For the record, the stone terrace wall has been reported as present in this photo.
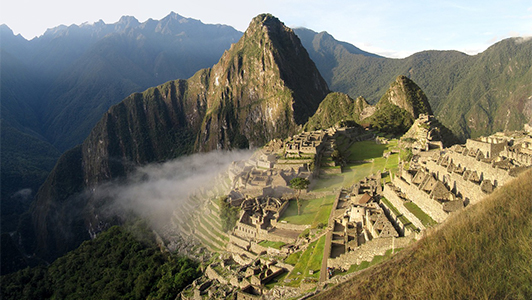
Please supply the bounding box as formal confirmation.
[425,160,485,204]
[445,151,512,186]
[327,236,412,270]
[392,176,448,223]
[382,185,425,231]
[274,222,309,231]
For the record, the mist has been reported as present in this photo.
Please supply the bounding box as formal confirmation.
[91,149,253,231]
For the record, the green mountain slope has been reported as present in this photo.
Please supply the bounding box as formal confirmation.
[367,75,433,135]
[312,169,532,300]
[1,224,200,300]
[304,92,370,131]
[295,29,532,140]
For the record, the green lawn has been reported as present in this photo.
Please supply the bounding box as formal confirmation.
[279,195,335,226]
[347,140,388,161]
[404,201,438,227]
[258,240,286,250]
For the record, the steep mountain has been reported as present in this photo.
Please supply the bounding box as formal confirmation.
[26,13,329,262]
[0,13,242,230]
[305,76,434,136]
[312,169,532,300]
[295,29,532,140]
[367,75,432,135]
[375,75,432,118]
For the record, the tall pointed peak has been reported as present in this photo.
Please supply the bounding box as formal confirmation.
[378,75,432,118]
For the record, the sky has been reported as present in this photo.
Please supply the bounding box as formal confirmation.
[1,0,531,58]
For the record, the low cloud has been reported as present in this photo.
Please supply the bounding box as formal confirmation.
[12,188,32,200]
[92,150,253,230]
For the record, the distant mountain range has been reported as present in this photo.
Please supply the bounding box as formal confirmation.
[0,12,242,213]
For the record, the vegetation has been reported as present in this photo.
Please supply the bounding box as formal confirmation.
[285,236,326,286]
[380,197,418,232]
[312,170,532,300]
[0,224,200,300]
[368,104,414,135]
[304,92,367,131]
[219,196,240,232]
[403,202,437,227]
[258,241,286,250]
[290,177,311,215]
[400,147,413,162]
[279,195,335,226]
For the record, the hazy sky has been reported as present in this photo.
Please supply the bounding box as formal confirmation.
[1,0,531,58]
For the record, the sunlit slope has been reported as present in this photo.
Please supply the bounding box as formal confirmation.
[313,169,532,300]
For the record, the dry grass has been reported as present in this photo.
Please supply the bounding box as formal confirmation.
[313,169,532,300]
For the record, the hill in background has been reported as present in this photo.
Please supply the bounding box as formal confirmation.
[295,29,532,141]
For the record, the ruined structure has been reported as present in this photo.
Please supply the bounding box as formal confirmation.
[323,174,412,273]
[284,131,328,157]
[386,127,532,227]
[232,196,301,243]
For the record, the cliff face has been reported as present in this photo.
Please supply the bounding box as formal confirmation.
[81,14,329,187]
[196,14,329,150]
[30,14,329,261]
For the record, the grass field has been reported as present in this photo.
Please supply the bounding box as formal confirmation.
[258,240,286,249]
[312,139,399,193]
[279,195,336,226]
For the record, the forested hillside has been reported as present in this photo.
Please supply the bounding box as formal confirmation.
[1,224,200,300]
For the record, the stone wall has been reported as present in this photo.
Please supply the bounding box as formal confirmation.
[249,242,268,255]
[205,265,229,285]
[327,236,412,270]
[444,151,512,186]
[230,234,251,249]
[227,243,253,260]
[274,222,310,231]
[392,176,448,223]
[234,222,258,240]
[425,160,485,204]
[381,185,425,232]
[258,231,297,244]
[466,139,505,158]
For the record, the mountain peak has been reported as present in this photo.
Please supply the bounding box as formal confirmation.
[117,15,140,26]
[378,75,433,118]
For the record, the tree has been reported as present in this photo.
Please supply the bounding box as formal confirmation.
[290,177,310,215]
